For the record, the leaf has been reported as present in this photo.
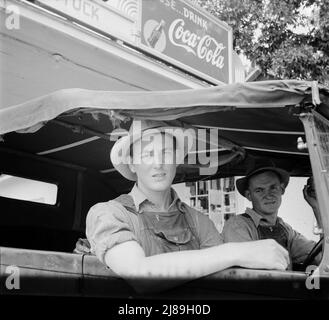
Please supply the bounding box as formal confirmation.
[197,0,328,82]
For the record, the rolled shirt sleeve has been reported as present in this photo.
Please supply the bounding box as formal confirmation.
[221,216,257,243]
[86,201,137,264]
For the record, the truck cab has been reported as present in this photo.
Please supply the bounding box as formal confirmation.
[1,0,329,299]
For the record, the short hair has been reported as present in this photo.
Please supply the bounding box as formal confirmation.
[129,132,177,158]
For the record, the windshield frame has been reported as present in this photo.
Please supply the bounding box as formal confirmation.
[299,110,329,276]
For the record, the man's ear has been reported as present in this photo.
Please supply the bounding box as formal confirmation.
[128,163,136,173]
[245,190,252,201]
[280,183,285,195]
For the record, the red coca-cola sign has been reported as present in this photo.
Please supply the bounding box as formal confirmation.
[140,0,232,84]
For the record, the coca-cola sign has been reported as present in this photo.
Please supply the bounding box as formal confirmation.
[140,0,232,84]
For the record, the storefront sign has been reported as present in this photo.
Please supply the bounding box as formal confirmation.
[36,0,137,44]
[140,0,232,84]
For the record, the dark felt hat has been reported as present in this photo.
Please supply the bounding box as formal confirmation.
[236,158,290,197]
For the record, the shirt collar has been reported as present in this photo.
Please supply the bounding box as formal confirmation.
[129,183,182,213]
[245,208,280,227]
[129,184,147,212]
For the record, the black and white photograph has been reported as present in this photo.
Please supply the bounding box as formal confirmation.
[0,0,328,311]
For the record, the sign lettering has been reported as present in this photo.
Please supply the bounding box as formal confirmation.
[141,0,232,83]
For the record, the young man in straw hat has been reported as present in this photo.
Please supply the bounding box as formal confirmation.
[222,159,323,268]
[84,120,289,292]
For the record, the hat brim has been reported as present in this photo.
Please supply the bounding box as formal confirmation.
[236,167,290,197]
[110,126,195,181]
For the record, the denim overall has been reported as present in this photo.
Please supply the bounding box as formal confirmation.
[114,194,201,257]
[241,213,289,249]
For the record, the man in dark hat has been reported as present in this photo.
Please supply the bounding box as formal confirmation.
[222,159,323,268]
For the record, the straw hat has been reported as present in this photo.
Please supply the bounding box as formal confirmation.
[110,119,194,181]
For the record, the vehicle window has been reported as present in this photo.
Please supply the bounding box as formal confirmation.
[173,178,238,233]
[174,176,320,241]
[0,174,58,205]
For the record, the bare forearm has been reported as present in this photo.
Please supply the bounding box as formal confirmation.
[110,243,240,280]
[311,204,323,229]
[104,239,289,293]
[104,242,244,293]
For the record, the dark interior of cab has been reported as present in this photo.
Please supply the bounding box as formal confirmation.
[0,135,327,299]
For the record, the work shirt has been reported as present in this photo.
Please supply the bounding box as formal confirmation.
[86,184,223,264]
[222,208,318,265]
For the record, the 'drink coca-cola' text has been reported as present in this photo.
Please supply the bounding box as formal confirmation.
[168,19,225,69]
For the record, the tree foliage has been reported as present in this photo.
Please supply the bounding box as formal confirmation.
[196,0,329,85]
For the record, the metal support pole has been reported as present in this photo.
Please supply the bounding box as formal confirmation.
[299,112,329,277]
